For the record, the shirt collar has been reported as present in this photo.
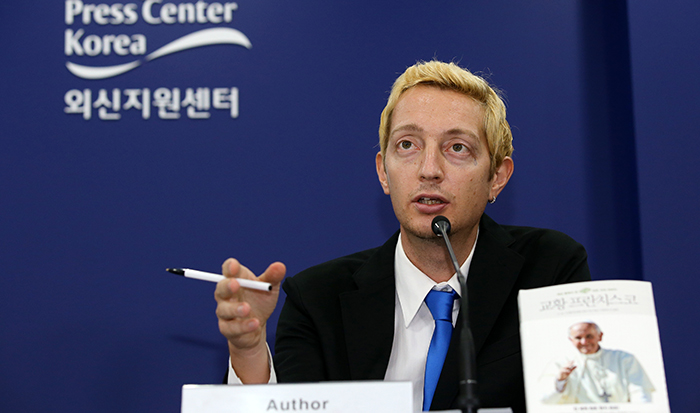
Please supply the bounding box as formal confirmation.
[394,230,478,328]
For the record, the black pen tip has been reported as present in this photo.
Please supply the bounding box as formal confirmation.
[166,268,185,275]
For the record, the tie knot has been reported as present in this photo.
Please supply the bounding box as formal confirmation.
[425,289,456,322]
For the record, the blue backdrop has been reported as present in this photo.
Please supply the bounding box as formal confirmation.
[1,1,698,411]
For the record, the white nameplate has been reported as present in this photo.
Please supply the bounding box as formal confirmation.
[181,381,412,413]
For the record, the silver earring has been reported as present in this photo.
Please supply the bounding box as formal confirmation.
[489,196,497,204]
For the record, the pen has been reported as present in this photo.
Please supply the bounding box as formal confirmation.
[166,268,273,292]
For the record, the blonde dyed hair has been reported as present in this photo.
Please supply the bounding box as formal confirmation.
[379,60,513,177]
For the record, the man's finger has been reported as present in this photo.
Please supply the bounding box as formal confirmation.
[222,258,242,278]
[218,316,261,338]
[215,276,240,300]
[259,262,286,285]
[216,300,250,320]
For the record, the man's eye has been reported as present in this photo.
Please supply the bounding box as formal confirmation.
[400,141,413,150]
[452,143,465,152]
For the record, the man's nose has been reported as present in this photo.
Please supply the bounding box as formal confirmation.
[419,144,444,181]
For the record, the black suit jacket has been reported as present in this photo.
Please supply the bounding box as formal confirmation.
[274,214,591,412]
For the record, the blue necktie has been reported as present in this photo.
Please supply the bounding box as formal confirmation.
[423,289,457,411]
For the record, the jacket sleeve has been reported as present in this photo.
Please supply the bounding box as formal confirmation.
[273,276,331,382]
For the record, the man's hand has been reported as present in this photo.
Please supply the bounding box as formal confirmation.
[215,258,286,383]
[557,361,577,382]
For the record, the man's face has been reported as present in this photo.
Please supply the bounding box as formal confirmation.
[376,85,507,241]
[569,323,603,354]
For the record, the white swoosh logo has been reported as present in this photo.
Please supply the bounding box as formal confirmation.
[66,27,252,80]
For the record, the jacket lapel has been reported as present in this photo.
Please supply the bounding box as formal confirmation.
[339,232,398,380]
[467,215,524,354]
[431,214,525,410]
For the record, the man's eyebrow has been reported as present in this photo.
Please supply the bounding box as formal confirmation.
[390,124,424,136]
[390,125,481,139]
[445,128,480,140]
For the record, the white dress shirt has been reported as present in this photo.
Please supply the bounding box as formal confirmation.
[228,231,478,413]
[384,234,476,410]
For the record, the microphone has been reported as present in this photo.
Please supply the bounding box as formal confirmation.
[432,216,461,277]
[432,214,451,235]
[430,216,480,413]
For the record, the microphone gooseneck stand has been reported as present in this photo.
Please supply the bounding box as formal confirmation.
[431,216,480,413]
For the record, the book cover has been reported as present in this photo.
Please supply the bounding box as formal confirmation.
[518,280,670,413]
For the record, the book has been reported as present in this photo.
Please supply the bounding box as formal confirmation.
[518,280,670,413]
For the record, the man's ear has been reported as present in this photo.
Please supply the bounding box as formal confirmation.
[376,152,390,195]
[489,156,514,200]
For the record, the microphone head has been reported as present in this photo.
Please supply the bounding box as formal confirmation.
[431,215,451,237]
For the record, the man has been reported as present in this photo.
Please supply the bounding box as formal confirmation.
[215,60,591,412]
[541,322,655,404]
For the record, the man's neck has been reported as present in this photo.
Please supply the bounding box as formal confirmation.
[399,224,478,283]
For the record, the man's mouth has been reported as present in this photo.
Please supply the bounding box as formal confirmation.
[417,197,445,205]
